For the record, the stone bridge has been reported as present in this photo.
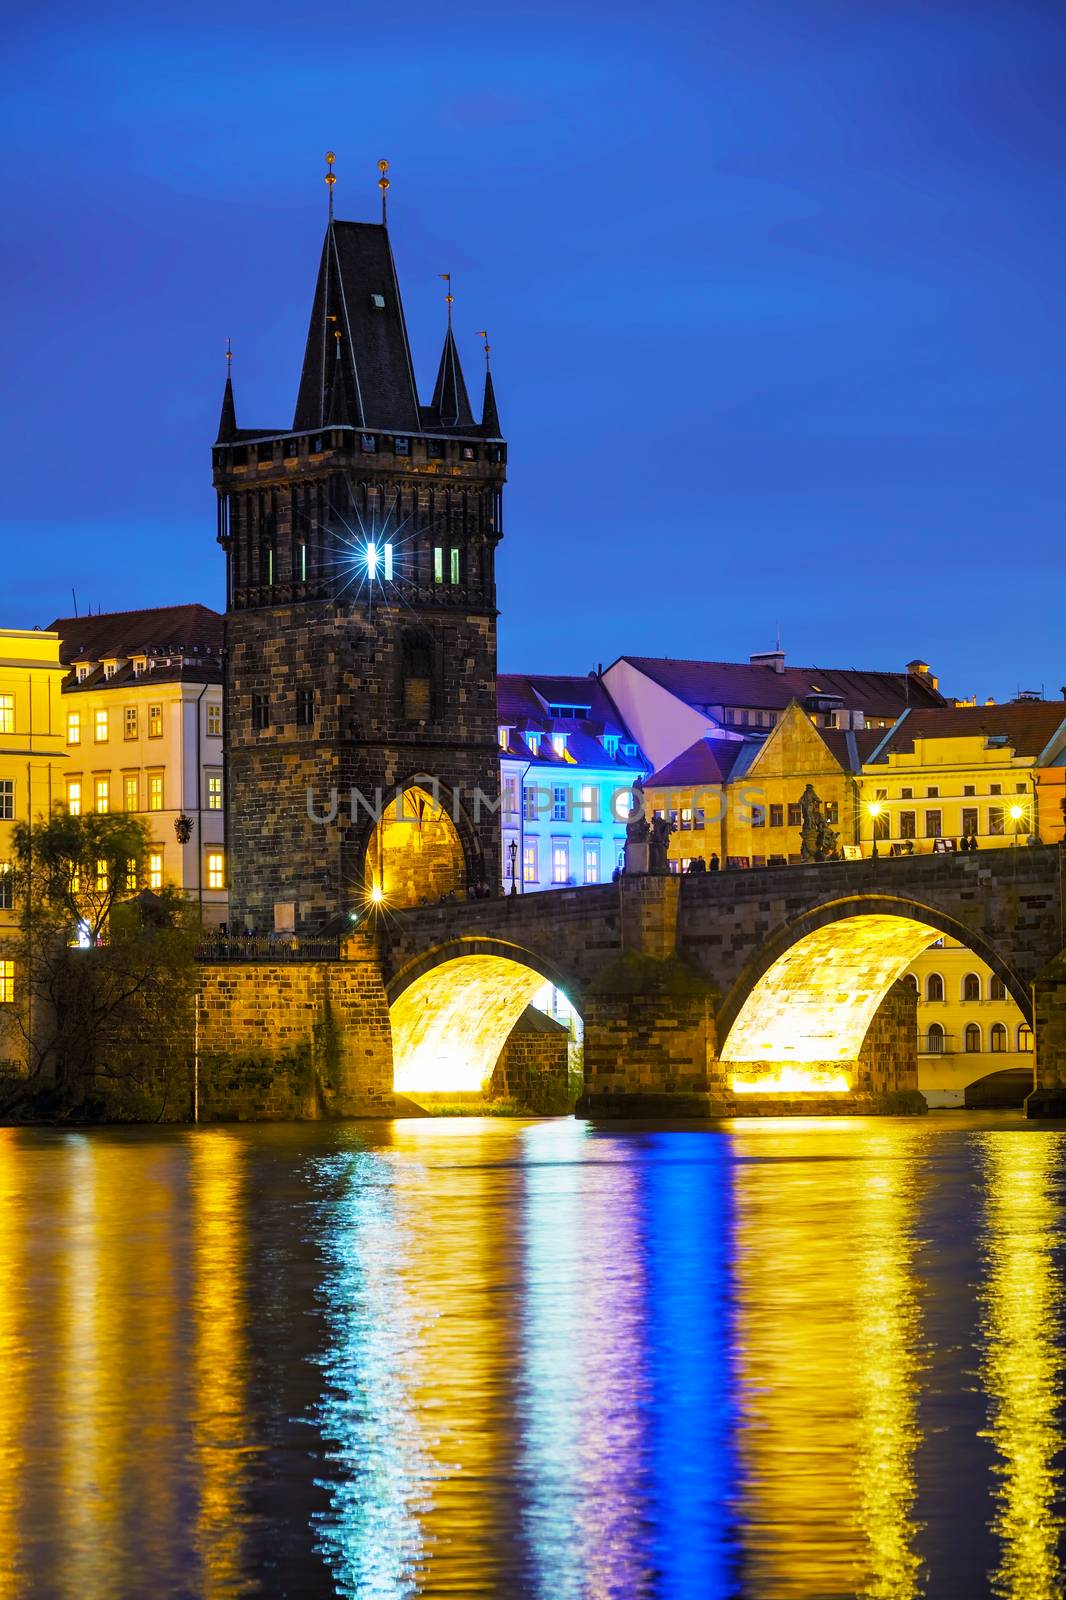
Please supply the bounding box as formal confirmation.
[378,845,1066,1117]
[196,845,1066,1120]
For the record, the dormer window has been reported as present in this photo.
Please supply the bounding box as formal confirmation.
[76,664,90,683]
[370,293,385,310]
[526,732,540,756]
[552,733,567,758]
[603,734,620,757]
[132,656,148,676]
[498,725,511,750]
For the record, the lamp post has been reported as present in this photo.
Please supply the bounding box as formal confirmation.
[508,837,518,896]
[867,800,883,860]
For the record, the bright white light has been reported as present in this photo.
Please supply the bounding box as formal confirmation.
[1009,804,1025,822]
[383,542,393,580]
[365,542,379,579]
[732,1067,851,1094]
[369,882,384,904]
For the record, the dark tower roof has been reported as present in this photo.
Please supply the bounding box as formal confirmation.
[481,367,501,438]
[324,335,350,427]
[216,372,237,443]
[428,326,475,431]
[293,220,422,433]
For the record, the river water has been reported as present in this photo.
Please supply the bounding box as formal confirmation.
[0,1114,1063,1599]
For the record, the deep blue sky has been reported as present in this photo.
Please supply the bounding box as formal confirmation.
[2,1,1063,699]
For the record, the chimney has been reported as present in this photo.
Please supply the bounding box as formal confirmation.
[750,650,786,674]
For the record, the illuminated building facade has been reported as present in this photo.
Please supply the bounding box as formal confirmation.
[858,700,1066,856]
[497,674,646,892]
[0,628,67,1065]
[47,606,228,926]
[215,195,505,927]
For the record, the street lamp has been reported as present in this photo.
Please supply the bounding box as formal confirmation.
[866,799,883,859]
[508,837,518,896]
[1009,802,1027,844]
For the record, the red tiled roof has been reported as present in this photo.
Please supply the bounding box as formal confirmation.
[871,703,1066,762]
[617,655,944,719]
[647,737,751,789]
[47,604,223,664]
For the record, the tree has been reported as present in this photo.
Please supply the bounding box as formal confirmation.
[2,808,196,1121]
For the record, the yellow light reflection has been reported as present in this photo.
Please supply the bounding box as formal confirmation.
[722,913,940,1064]
[391,953,546,1094]
[731,1066,850,1094]
[0,1132,26,1600]
[980,1133,1065,1599]
[730,1121,924,1598]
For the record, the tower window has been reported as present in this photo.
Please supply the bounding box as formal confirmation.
[461,446,476,461]
[251,694,270,732]
[383,543,393,581]
[433,548,444,584]
[370,293,385,309]
[296,688,316,727]
[257,442,274,463]
[427,439,444,459]
[361,434,377,454]
[394,437,410,456]
[401,630,434,722]
[450,547,461,585]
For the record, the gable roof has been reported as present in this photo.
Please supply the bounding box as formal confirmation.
[615,655,945,720]
[870,702,1066,763]
[647,736,753,788]
[293,220,422,434]
[497,673,645,770]
[47,604,224,665]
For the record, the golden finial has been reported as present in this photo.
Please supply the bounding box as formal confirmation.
[325,151,337,220]
[439,272,454,327]
[225,337,233,368]
[378,158,390,224]
[476,329,490,371]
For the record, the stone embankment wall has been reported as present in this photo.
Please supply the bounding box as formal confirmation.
[196,939,393,1121]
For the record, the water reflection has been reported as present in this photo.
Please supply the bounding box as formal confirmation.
[0,1118,1061,1597]
[730,1120,925,1599]
[979,1133,1065,1600]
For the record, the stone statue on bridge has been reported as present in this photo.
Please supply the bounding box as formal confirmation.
[799,783,839,863]
[623,784,650,875]
[649,811,676,875]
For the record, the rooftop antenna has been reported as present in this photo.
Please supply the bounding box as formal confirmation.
[475,329,491,371]
[377,158,389,224]
[439,272,454,329]
[325,150,337,222]
[775,620,781,653]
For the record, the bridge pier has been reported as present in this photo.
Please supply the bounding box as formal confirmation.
[1027,959,1066,1118]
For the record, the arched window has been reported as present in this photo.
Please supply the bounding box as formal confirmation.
[926,1022,945,1054]
[926,973,945,1003]
[1018,1025,1033,1052]
[990,976,1006,1001]
[964,1023,982,1053]
[962,973,982,1002]
[990,1023,1007,1053]
[905,973,919,993]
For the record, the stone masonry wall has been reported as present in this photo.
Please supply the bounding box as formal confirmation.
[490,1006,570,1112]
[196,949,394,1121]
[855,978,919,1095]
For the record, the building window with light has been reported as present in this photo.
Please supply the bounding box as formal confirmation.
[579,784,600,822]
[552,841,569,884]
[433,547,444,584]
[207,774,223,811]
[552,785,568,821]
[988,806,1004,836]
[296,688,316,727]
[925,810,942,839]
[206,703,222,738]
[124,775,139,812]
[0,960,14,1005]
[450,547,461,584]
[66,710,81,745]
[148,773,164,812]
[148,704,163,738]
[552,732,567,758]
[0,694,12,735]
[0,861,12,911]
[95,859,109,892]
[94,708,108,743]
[148,851,164,890]
[583,842,599,884]
[94,778,109,814]
[1019,1025,1033,1052]
[124,706,138,740]
[0,779,12,822]
[964,1023,981,1053]
[207,852,226,890]
[65,779,81,816]
[125,859,138,893]
[523,841,538,883]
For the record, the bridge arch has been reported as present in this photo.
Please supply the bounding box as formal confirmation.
[387,936,583,1097]
[717,894,1031,1087]
[360,775,486,909]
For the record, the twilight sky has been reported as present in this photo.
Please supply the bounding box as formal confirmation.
[2,0,1063,700]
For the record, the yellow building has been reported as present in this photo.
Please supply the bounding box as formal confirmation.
[0,628,68,1064]
[645,701,882,869]
[859,702,1066,856]
[908,940,1032,1108]
[50,605,228,926]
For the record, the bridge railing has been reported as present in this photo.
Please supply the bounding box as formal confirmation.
[196,933,342,963]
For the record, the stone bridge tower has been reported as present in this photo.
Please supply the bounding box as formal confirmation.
[213,185,505,930]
